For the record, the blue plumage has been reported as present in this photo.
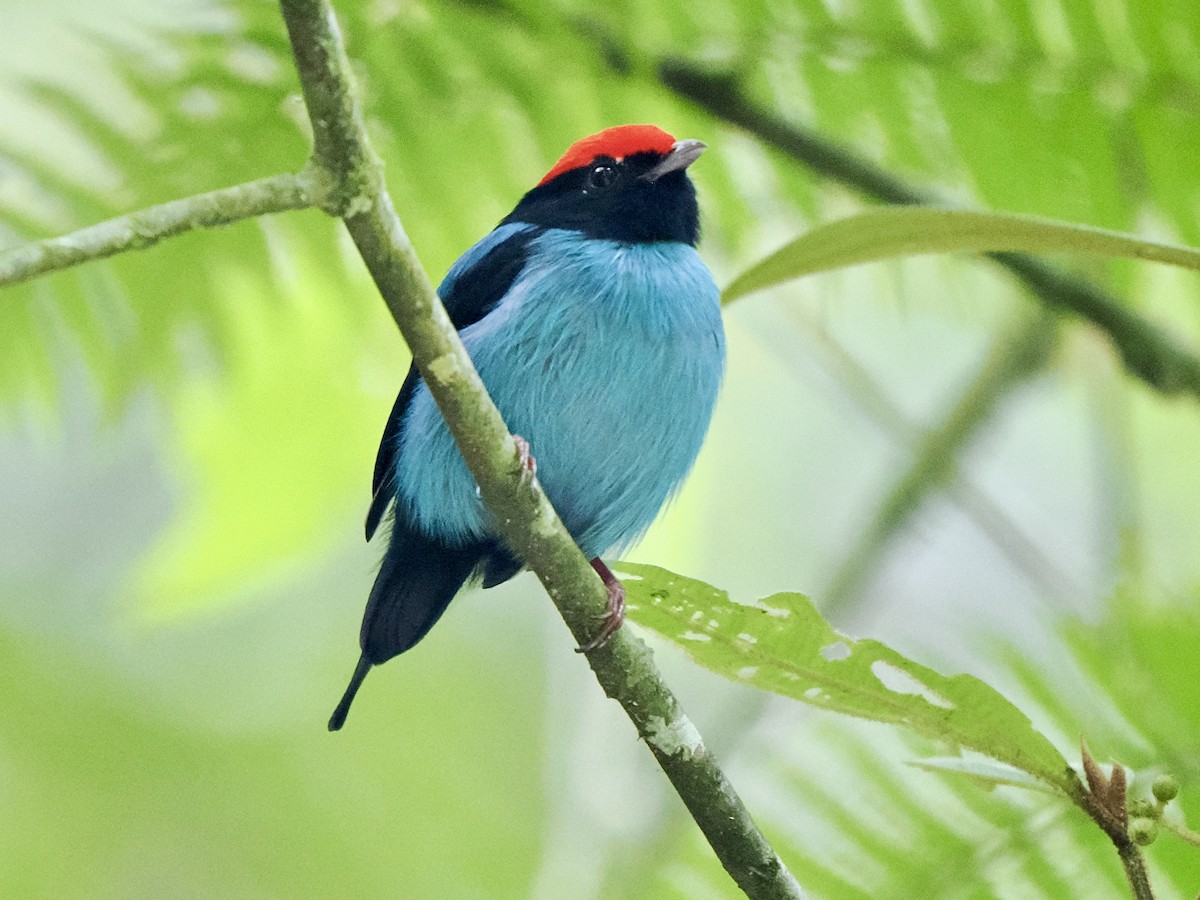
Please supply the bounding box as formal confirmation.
[331,125,725,730]
[398,228,723,556]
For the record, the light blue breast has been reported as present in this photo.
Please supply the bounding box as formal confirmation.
[394,228,725,559]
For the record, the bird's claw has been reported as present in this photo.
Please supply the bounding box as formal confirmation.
[575,558,626,652]
[513,434,537,480]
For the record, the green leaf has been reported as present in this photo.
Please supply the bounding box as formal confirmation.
[742,720,1123,899]
[907,756,1059,795]
[616,561,1077,794]
[722,207,1200,302]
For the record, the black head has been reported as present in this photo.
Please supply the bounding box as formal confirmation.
[502,125,704,246]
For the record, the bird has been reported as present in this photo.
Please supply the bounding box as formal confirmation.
[329,124,726,730]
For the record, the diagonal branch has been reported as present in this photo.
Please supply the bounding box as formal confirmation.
[277,0,803,896]
[656,59,1200,400]
[819,309,1061,618]
[764,308,1080,608]
[0,171,319,288]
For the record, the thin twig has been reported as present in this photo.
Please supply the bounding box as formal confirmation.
[0,171,319,288]
[1160,818,1200,848]
[1070,778,1156,900]
[277,0,803,896]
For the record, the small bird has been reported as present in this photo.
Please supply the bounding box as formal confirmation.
[330,124,725,730]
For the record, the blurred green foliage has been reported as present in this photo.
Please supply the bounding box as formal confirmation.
[2,0,1200,896]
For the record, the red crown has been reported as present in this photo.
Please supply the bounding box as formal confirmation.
[538,125,677,186]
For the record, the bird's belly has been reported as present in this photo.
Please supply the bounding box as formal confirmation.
[488,328,719,556]
[395,322,721,558]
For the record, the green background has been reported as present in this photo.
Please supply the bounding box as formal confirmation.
[2,0,1199,895]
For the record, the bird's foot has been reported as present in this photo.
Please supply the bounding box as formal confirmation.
[575,557,626,652]
[513,434,537,480]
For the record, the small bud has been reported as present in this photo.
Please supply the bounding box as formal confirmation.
[1127,798,1157,820]
[1151,775,1180,804]
[1129,818,1159,846]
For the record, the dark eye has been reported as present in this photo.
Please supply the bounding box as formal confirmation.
[586,164,618,191]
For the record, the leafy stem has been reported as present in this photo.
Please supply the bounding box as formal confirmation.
[619,562,1173,900]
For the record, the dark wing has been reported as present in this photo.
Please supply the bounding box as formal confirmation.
[364,223,544,539]
[365,366,420,539]
[439,223,543,329]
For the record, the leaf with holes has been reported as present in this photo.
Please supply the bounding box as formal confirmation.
[617,561,1078,794]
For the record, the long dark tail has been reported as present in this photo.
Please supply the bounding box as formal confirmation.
[329,525,481,731]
